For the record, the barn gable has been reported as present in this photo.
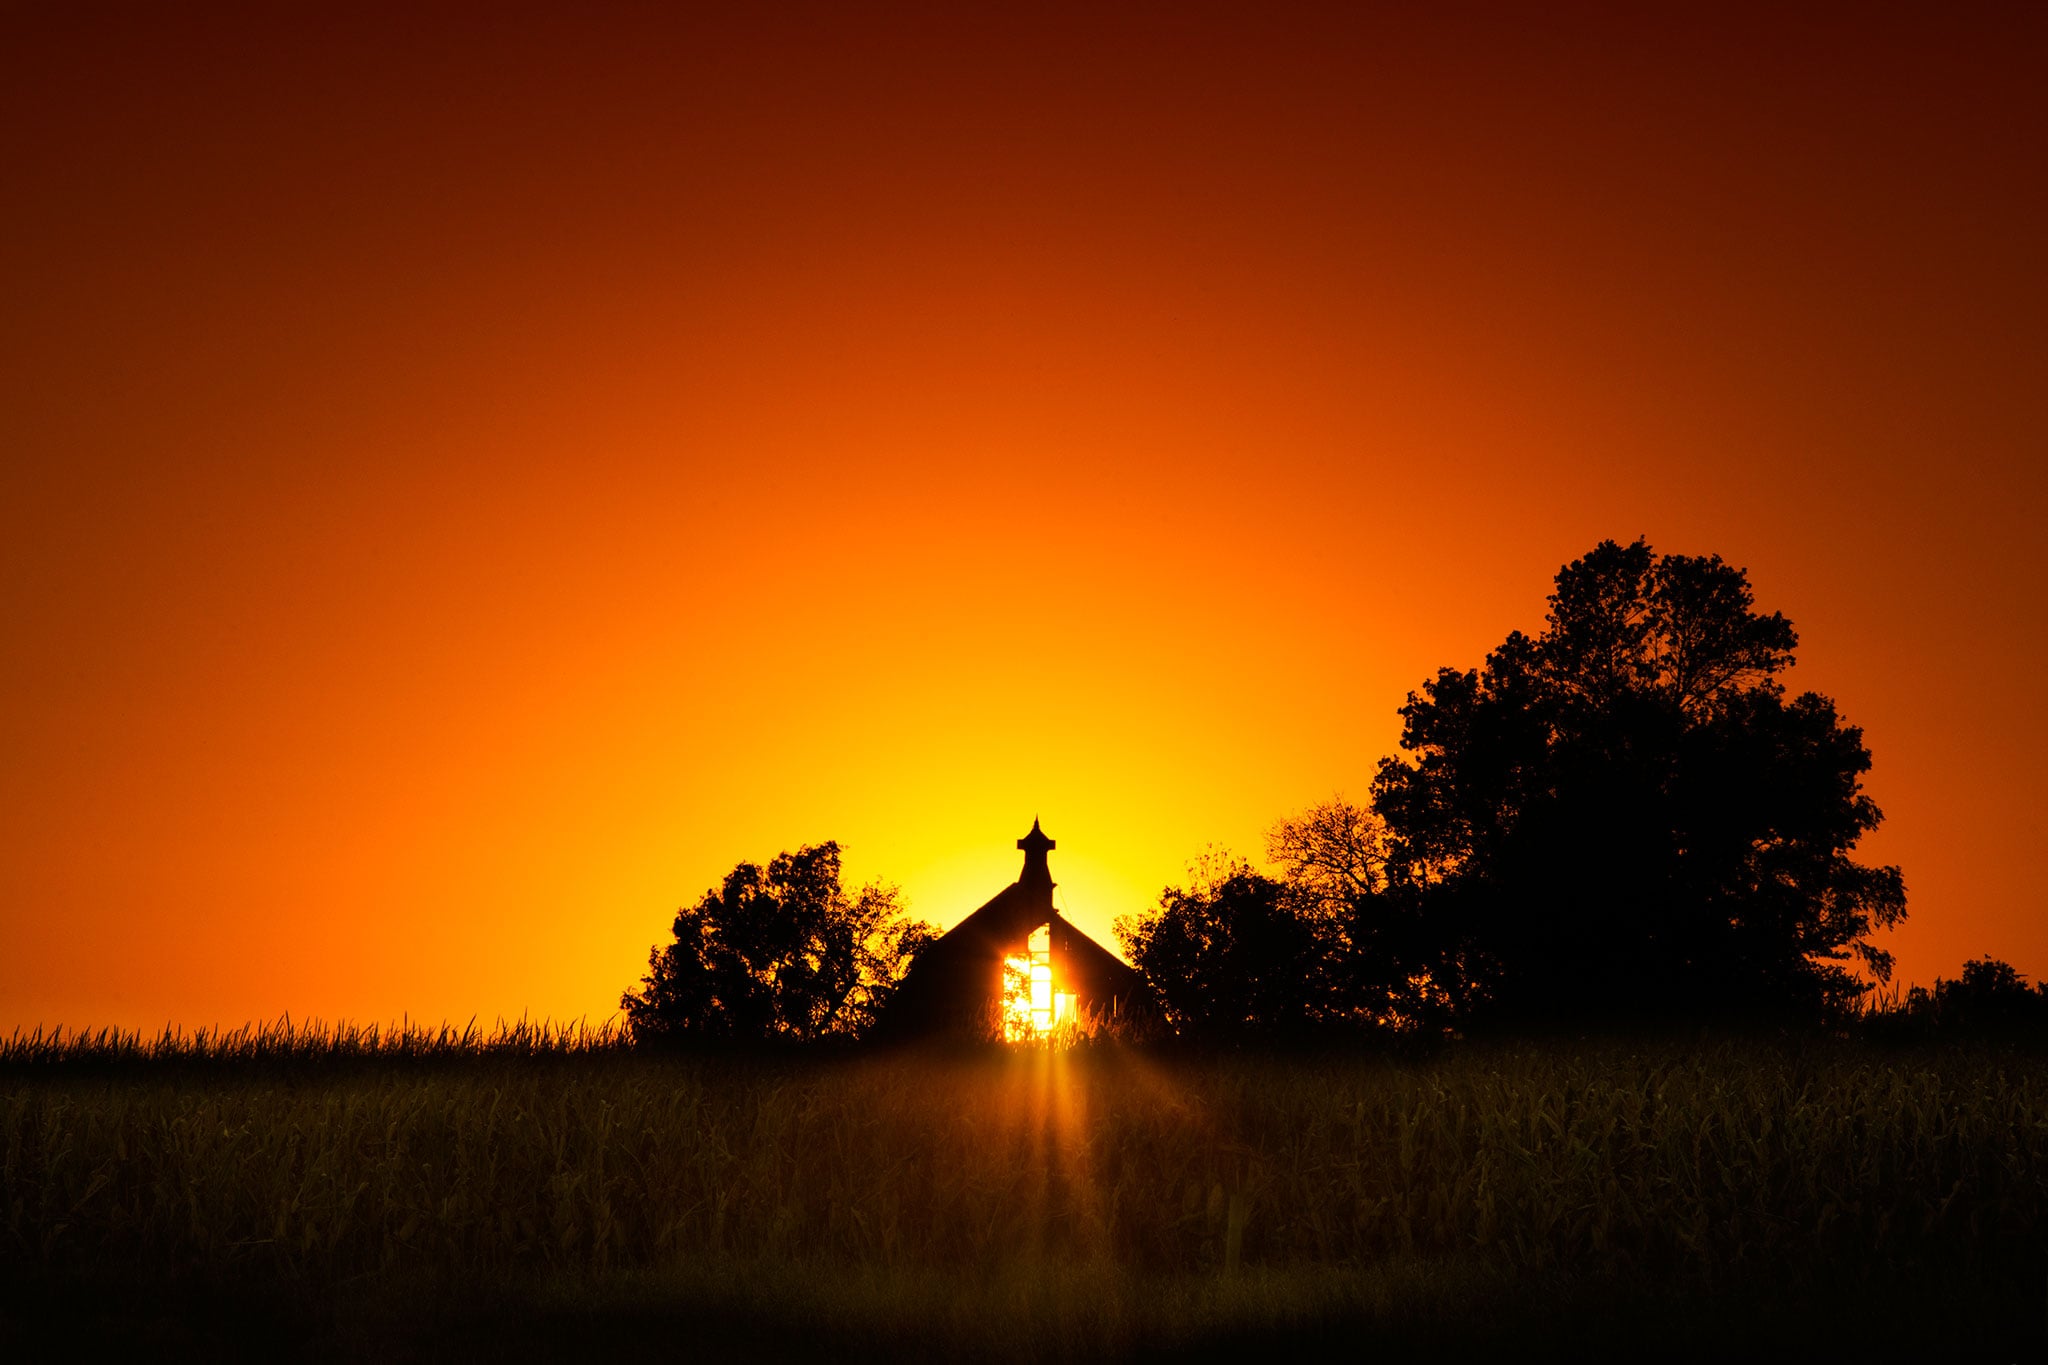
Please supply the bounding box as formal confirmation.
[879,820,1154,1041]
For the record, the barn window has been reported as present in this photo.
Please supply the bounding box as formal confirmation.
[1002,924,1079,1042]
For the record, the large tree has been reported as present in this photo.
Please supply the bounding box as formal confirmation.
[1371,539,1905,1023]
[622,842,935,1044]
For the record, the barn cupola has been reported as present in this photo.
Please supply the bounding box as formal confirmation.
[1017,817,1056,896]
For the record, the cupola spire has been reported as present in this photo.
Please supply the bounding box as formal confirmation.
[1017,817,1055,892]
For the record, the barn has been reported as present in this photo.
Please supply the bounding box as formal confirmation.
[879,820,1155,1041]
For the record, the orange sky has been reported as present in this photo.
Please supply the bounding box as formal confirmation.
[4,4,2044,1032]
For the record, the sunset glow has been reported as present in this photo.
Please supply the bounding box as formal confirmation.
[3,5,2044,1033]
[1003,926,1079,1043]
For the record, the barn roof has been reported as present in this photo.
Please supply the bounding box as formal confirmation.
[876,821,1155,1040]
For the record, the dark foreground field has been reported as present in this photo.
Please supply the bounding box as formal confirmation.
[3,1033,2044,1361]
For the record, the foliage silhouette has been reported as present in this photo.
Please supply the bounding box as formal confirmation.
[622,842,935,1045]
[1267,799,1464,1033]
[1115,854,1326,1039]
[1371,538,1906,1024]
[1870,957,2048,1039]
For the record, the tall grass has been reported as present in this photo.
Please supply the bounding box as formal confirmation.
[5,1028,2043,1302]
[0,1015,629,1068]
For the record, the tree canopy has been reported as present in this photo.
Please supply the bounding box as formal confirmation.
[1875,957,2048,1038]
[1115,853,1324,1039]
[1267,799,1462,1032]
[1370,538,1905,1023]
[622,842,935,1045]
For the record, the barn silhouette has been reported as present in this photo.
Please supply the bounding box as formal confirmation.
[880,820,1155,1040]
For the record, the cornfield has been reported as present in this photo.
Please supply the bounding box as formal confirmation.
[3,1025,2043,1356]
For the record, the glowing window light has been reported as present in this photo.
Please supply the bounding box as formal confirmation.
[1001,924,1064,1042]
[1001,956,1034,1041]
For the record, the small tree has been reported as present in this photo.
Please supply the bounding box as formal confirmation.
[1268,798,1464,1032]
[623,842,935,1045]
[1116,852,1326,1039]
[1920,957,2048,1034]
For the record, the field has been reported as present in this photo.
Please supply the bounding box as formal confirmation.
[3,1025,2044,1360]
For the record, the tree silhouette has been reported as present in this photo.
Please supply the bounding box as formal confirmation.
[1884,957,2048,1037]
[1371,539,1906,1023]
[622,842,935,1045]
[1116,853,1325,1039]
[1267,799,1463,1032]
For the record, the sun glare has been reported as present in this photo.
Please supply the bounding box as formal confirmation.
[1002,924,1078,1042]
